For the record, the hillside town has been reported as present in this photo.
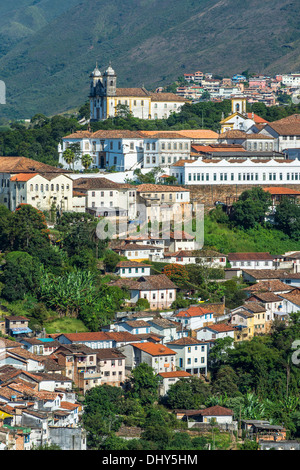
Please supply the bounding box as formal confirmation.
[173,71,300,108]
[1,64,300,452]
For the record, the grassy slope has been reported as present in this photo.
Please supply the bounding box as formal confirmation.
[0,0,300,119]
[204,216,300,255]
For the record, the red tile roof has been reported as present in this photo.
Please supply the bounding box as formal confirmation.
[174,306,213,318]
[204,324,235,332]
[0,156,70,174]
[263,187,300,196]
[131,342,176,356]
[167,337,206,346]
[200,405,233,416]
[116,260,152,268]
[136,183,189,192]
[158,371,191,378]
[10,173,38,182]
[247,113,269,124]
[228,252,274,261]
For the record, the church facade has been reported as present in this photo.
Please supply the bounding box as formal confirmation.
[89,64,187,121]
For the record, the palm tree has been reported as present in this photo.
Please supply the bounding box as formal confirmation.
[81,153,93,170]
[63,148,75,170]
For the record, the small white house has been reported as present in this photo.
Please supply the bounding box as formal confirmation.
[186,406,234,425]
[121,342,177,373]
[171,305,215,331]
[113,243,164,262]
[228,252,275,270]
[196,324,235,342]
[115,260,151,278]
[158,370,192,396]
[166,337,208,376]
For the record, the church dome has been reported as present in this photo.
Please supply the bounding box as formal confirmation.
[92,66,101,77]
[105,64,115,76]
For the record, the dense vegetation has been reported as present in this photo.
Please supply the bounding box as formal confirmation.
[81,310,300,451]
[204,187,300,254]
[0,206,126,332]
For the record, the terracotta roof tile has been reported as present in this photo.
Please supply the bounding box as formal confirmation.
[136,183,189,192]
[248,293,282,303]
[174,130,219,139]
[0,156,69,174]
[228,252,274,261]
[131,342,176,356]
[264,187,300,195]
[149,92,187,102]
[111,274,177,291]
[158,371,191,378]
[243,280,290,293]
[167,337,206,346]
[173,306,213,318]
[116,260,152,268]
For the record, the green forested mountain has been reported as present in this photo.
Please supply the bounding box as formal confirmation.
[0,0,300,120]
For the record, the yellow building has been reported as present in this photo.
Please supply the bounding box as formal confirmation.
[220,96,252,134]
[89,64,187,121]
[231,301,267,341]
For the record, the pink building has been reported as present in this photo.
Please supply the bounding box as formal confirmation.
[96,348,126,386]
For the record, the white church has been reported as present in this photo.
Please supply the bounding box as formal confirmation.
[89,63,187,121]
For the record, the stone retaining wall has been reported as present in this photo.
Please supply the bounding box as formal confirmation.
[189,183,300,211]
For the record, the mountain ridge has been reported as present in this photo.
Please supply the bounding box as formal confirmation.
[0,0,300,120]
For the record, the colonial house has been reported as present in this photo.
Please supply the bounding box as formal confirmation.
[110,274,178,310]
[136,184,190,208]
[59,129,145,172]
[9,173,74,213]
[247,292,285,326]
[170,156,300,186]
[157,249,227,267]
[242,279,293,297]
[228,252,275,270]
[19,338,61,357]
[52,344,101,394]
[0,348,44,373]
[0,156,72,212]
[121,342,176,373]
[258,114,300,157]
[166,337,208,376]
[242,269,300,288]
[123,235,166,250]
[55,331,141,350]
[141,131,191,167]
[147,318,180,344]
[230,301,267,340]
[171,305,215,331]
[218,130,275,152]
[115,260,152,278]
[195,323,236,342]
[72,177,137,219]
[184,406,234,425]
[115,320,151,335]
[158,371,192,396]
[164,231,196,253]
[229,310,254,341]
[277,290,300,315]
[113,243,164,262]
[273,250,300,273]
[95,348,126,387]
